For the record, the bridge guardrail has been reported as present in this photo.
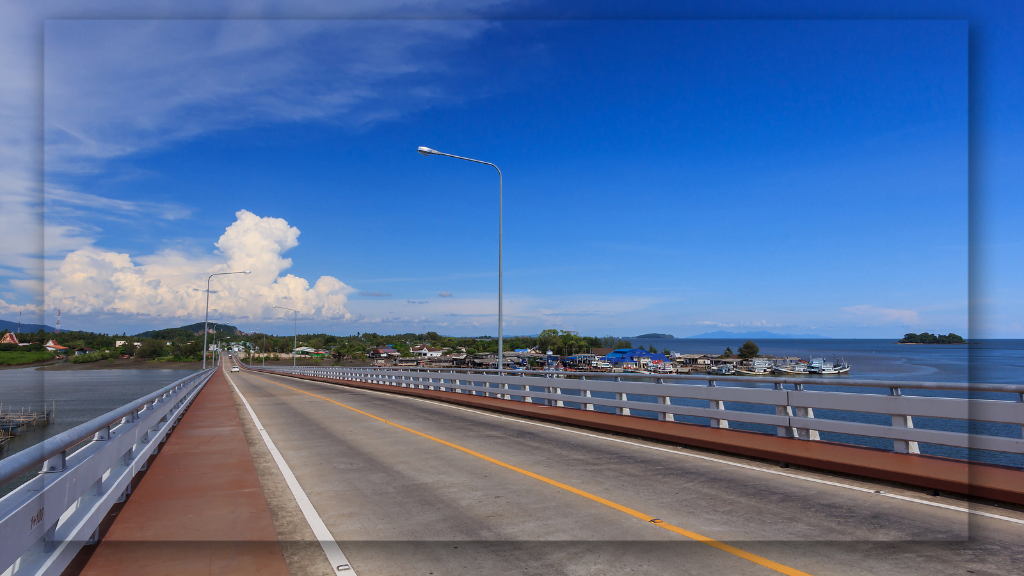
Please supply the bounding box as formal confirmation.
[0,367,216,576]
[248,364,1024,459]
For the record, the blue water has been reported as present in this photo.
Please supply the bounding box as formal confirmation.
[519,339,1024,468]
[629,338,1024,385]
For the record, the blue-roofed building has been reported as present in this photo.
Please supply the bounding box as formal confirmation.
[603,348,670,369]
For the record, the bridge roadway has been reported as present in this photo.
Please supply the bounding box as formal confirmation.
[220,366,1023,576]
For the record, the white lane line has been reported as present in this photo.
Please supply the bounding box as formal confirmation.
[272,372,1024,528]
[226,371,358,575]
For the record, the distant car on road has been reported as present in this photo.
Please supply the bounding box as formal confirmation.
[230,366,240,372]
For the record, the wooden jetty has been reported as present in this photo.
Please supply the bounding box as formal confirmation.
[0,402,54,438]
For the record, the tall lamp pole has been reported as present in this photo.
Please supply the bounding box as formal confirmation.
[417,146,504,371]
[203,270,250,369]
[273,305,298,367]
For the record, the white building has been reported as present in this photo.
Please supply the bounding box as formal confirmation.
[410,344,442,357]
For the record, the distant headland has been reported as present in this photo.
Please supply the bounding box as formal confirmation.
[898,332,966,344]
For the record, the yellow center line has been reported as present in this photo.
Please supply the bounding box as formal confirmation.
[247,372,815,576]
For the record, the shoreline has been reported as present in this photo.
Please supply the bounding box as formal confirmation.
[37,359,205,371]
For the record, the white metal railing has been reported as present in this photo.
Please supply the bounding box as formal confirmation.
[247,364,1024,459]
[0,368,216,576]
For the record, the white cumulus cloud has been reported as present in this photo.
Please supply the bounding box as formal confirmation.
[44,209,355,322]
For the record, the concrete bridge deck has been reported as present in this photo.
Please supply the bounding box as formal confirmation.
[78,364,1024,575]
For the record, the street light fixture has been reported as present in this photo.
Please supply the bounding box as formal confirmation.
[203,270,250,369]
[273,305,298,367]
[417,146,505,371]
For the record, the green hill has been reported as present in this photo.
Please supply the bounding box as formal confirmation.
[136,322,243,339]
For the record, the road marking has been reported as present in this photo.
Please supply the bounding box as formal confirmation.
[225,370,358,576]
[271,371,1024,527]
[249,372,816,576]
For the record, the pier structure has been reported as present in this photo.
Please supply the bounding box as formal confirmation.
[2,358,1023,576]
[0,404,54,437]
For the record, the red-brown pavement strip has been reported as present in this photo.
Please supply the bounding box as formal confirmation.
[268,370,1024,506]
[80,367,289,576]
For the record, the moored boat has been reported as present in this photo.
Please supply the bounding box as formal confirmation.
[734,358,774,376]
[772,362,808,375]
[706,364,735,375]
[807,357,839,374]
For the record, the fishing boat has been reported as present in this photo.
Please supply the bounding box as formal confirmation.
[807,357,839,374]
[833,357,851,374]
[734,358,774,376]
[706,364,735,375]
[773,360,808,375]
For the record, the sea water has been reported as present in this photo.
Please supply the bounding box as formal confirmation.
[574,339,1024,468]
[0,368,194,494]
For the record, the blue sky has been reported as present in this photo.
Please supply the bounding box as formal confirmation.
[0,2,1020,339]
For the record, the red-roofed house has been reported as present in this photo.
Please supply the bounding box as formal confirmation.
[44,340,69,355]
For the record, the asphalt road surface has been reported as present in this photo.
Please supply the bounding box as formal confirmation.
[226,368,1024,576]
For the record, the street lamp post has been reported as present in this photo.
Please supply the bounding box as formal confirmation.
[211,323,219,367]
[203,270,250,369]
[417,146,504,372]
[273,305,298,367]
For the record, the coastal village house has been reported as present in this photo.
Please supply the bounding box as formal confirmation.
[293,346,328,358]
[604,348,670,369]
[369,346,400,359]
[1,333,19,345]
[411,344,442,357]
[44,340,69,355]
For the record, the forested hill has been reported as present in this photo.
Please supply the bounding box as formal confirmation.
[0,319,57,333]
[135,322,242,339]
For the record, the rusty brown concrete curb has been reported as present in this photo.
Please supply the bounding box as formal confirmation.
[263,369,1024,506]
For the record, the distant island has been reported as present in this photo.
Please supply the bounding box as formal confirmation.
[634,333,674,339]
[898,332,966,344]
[686,330,828,339]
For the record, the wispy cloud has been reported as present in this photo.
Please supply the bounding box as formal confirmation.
[407,300,428,304]
[695,320,782,328]
[841,304,920,325]
[43,19,497,173]
[438,291,453,297]
[46,185,193,221]
[360,291,391,298]
[0,10,507,311]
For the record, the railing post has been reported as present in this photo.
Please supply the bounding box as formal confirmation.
[579,376,592,410]
[656,379,674,421]
[614,376,629,415]
[1019,393,1024,441]
[707,380,728,429]
[774,383,796,438]
[792,384,819,440]
[41,449,67,473]
[890,387,920,454]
